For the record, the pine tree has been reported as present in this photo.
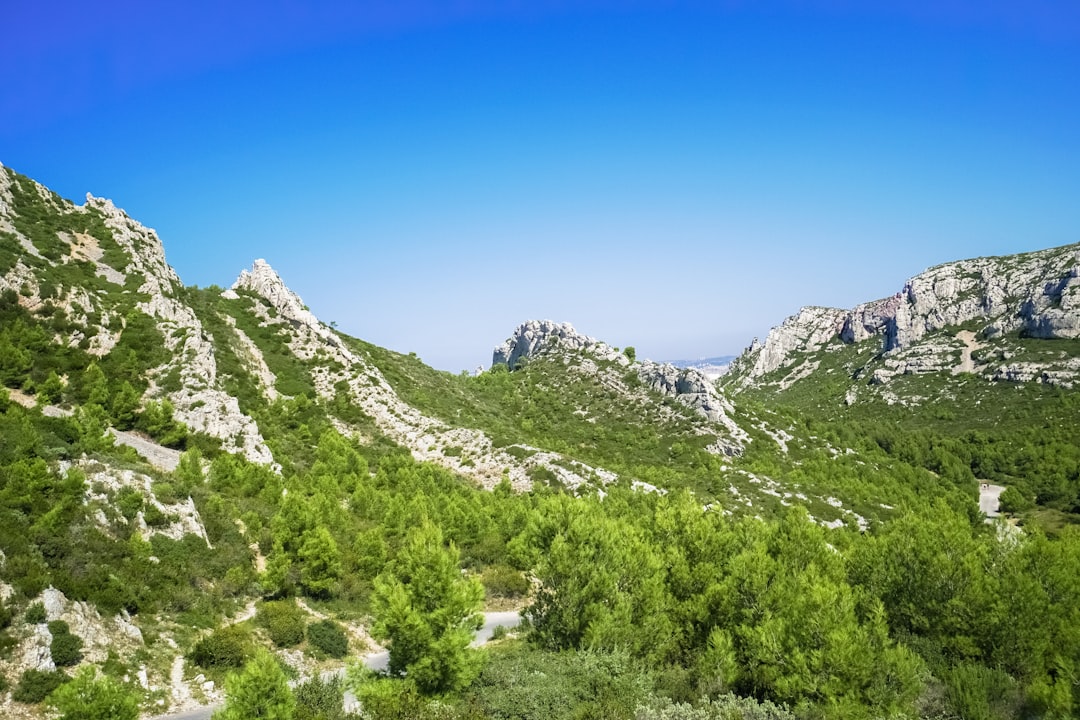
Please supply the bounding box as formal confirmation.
[371,519,483,694]
[110,381,140,430]
[299,527,343,598]
[213,650,296,720]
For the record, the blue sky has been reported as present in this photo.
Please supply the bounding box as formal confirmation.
[3,1,1079,371]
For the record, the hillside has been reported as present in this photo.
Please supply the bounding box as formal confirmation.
[722,243,1080,528]
[0,162,1079,719]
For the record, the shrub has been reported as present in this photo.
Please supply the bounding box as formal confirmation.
[998,486,1034,514]
[142,503,169,527]
[295,675,348,720]
[942,662,1022,720]
[25,602,47,624]
[48,621,83,667]
[482,565,530,598]
[635,694,798,720]
[307,619,348,659]
[46,666,139,720]
[13,668,69,704]
[190,625,252,668]
[256,600,306,648]
[467,644,651,720]
[51,631,84,667]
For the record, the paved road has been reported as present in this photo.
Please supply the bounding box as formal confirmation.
[980,483,1006,519]
[148,611,522,720]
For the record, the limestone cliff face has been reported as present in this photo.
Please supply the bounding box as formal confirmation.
[0,163,275,465]
[841,244,1080,348]
[730,242,1080,388]
[492,320,748,452]
[493,320,601,369]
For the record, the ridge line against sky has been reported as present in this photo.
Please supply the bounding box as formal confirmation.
[3,1,1079,371]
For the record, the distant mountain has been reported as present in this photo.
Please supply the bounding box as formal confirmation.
[666,355,737,379]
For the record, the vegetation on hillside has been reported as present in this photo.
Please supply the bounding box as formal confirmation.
[1,165,1079,718]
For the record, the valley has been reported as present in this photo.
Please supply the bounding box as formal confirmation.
[0,161,1078,719]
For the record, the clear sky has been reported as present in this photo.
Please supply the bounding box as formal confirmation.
[3,1,1079,371]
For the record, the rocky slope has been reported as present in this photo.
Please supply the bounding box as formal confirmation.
[0,162,274,465]
[493,320,748,453]
[222,263,621,490]
[727,242,1080,394]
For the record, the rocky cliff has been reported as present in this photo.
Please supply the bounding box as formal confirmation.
[492,320,748,451]
[728,242,1080,391]
[0,163,275,464]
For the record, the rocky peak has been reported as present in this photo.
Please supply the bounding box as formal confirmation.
[86,193,182,297]
[492,320,747,451]
[492,320,615,369]
[229,259,322,331]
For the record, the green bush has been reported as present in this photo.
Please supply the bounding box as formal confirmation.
[191,625,252,668]
[143,503,169,527]
[481,565,529,598]
[13,668,69,704]
[295,675,349,720]
[942,663,1022,720]
[25,602,47,624]
[635,694,798,720]
[307,619,348,659]
[466,643,651,720]
[48,621,83,667]
[256,599,306,648]
[998,486,1034,514]
[50,631,84,667]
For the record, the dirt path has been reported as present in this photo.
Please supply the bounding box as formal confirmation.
[953,330,982,375]
[110,428,183,471]
[6,389,182,472]
[980,482,1006,519]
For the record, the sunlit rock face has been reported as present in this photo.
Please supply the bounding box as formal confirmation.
[732,243,1080,385]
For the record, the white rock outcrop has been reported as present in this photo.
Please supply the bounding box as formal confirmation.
[0,164,276,466]
[732,242,1080,386]
[492,320,747,452]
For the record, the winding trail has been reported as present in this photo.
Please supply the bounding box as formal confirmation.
[980,482,1006,519]
[147,611,522,720]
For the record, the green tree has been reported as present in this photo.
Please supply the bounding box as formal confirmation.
[110,381,140,430]
[371,519,483,694]
[137,398,187,448]
[998,485,1034,514]
[261,540,295,597]
[82,362,110,408]
[624,346,637,363]
[46,666,138,720]
[38,371,64,405]
[525,496,673,661]
[299,527,343,597]
[213,650,296,720]
[73,402,114,453]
